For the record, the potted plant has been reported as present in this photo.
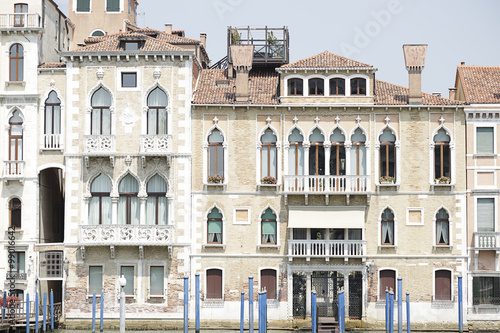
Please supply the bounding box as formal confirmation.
[267,31,282,58]
[207,175,224,184]
[261,176,277,184]
[435,176,451,184]
[379,176,395,184]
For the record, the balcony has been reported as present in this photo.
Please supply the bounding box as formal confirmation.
[6,272,27,280]
[83,135,116,167]
[474,232,500,249]
[288,240,366,261]
[79,225,174,246]
[3,161,25,183]
[140,134,172,166]
[42,134,62,150]
[0,13,41,29]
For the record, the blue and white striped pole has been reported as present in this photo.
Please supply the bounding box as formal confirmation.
[26,293,30,333]
[311,290,317,333]
[92,292,96,333]
[397,277,402,333]
[100,290,104,332]
[195,273,200,333]
[406,293,410,333]
[249,276,254,333]
[458,275,463,333]
[183,275,188,333]
[240,292,244,333]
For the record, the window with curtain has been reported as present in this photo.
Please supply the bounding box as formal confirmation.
[106,0,119,11]
[477,198,495,232]
[261,208,277,244]
[288,78,303,96]
[76,0,90,11]
[473,276,500,305]
[206,269,222,299]
[118,175,139,225]
[147,87,168,135]
[351,78,366,95]
[434,129,450,179]
[146,175,167,225]
[381,208,394,245]
[120,266,134,295]
[308,78,324,96]
[350,128,366,176]
[150,266,164,295]
[261,269,277,299]
[436,208,449,245]
[379,129,396,179]
[330,78,345,95]
[379,270,396,299]
[9,198,21,229]
[89,174,112,225]
[435,270,451,301]
[288,128,304,176]
[261,129,277,180]
[9,111,23,166]
[309,128,325,175]
[90,87,111,135]
[330,128,346,176]
[476,127,494,154]
[208,129,224,178]
[89,266,103,293]
[207,208,223,244]
[14,4,28,27]
[9,44,24,81]
[44,91,61,148]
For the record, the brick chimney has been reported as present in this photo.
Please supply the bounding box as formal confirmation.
[403,44,428,105]
[231,45,254,103]
[448,88,457,100]
[164,24,172,34]
[200,33,207,49]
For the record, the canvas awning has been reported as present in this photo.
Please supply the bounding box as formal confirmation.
[288,206,365,229]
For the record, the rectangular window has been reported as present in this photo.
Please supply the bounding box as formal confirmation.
[121,72,137,88]
[14,3,28,27]
[76,0,90,12]
[206,269,222,299]
[261,269,277,299]
[150,266,164,296]
[234,208,249,225]
[120,266,134,295]
[89,266,103,293]
[407,208,423,225]
[124,42,139,51]
[435,270,451,301]
[106,0,120,11]
[8,252,25,280]
[477,198,495,232]
[477,127,494,154]
[473,276,500,305]
[379,270,396,299]
[293,228,307,240]
[39,251,62,278]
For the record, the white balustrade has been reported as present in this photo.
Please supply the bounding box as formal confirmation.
[284,175,369,193]
[80,225,173,246]
[474,232,500,249]
[140,134,172,154]
[43,134,62,149]
[0,14,41,28]
[84,135,116,154]
[288,240,366,258]
[3,161,25,177]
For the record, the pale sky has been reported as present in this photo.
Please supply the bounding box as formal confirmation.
[55,0,500,97]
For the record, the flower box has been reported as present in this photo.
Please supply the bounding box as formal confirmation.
[207,176,224,184]
[379,176,395,184]
[261,176,277,185]
[435,177,451,184]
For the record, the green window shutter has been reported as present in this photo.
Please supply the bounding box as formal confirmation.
[77,0,90,12]
[107,0,120,12]
[262,221,276,235]
[208,220,222,234]
[476,127,494,154]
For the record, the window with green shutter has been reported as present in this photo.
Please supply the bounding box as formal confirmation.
[476,127,494,154]
[208,208,223,244]
[76,0,90,12]
[261,208,277,244]
[106,0,120,12]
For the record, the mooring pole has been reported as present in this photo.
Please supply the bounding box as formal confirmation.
[195,273,200,333]
[100,290,104,333]
[42,292,47,333]
[92,292,96,333]
[406,293,410,333]
[50,289,54,332]
[258,291,262,333]
[263,290,267,333]
[389,289,394,333]
[458,275,463,333]
[385,288,389,333]
[240,292,245,333]
[35,292,39,333]
[26,293,30,333]
[2,291,6,320]
[397,277,402,333]
[249,276,254,333]
[311,290,317,333]
[183,275,188,333]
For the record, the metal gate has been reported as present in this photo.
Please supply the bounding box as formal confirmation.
[312,271,344,318]
[293,272,306,317]
[348,271,363,319]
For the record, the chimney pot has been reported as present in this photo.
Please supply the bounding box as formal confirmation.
[403,44,428,105]
[432,92,441,97]
[200,33,207,49]
[461,61,465,66]
[165,24,172,34]
[448,87,457,100]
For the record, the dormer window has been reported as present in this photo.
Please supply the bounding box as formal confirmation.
[309,78,324,96]
[330,78,345,95]
[124,42,139,51]
[288,78,303,96]
[351,78,366,95]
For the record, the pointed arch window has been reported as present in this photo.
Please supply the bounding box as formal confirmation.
[207,208,223,244]
[436,208,449,245]
[9,198,21,229]
[288,129,304,176]
[9,44,24,81]
[350,128,366,176]
[89,174,112,225]
[434,129,450,180]
[330,128,346,176]
[90,87,111,135]
[44,91,61,149]
[8,111,23,175]
[146,175,168,225]
[208,129,224,179]
[309,128,325,175]
[261,129,277,180]
[147,87,168,135]
[381,208,394,245]
[261,208,277,244]
[379,129,396,179]
[118,175,139,225]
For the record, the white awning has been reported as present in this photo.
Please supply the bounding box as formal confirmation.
[288,206,365,229]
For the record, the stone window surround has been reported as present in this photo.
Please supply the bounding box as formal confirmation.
[284,74,371,97]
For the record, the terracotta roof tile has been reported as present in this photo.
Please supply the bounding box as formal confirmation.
[280,51,373,69]
[375,80,463,106]
[84,27,200,45]
[38,62,66,68]
[192,69,279,105]
[457,65,500,104]
[74,33,185,52]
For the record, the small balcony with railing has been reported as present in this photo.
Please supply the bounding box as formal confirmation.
[3,161,25,183]
[79,225,174,247]
[0,13,41,29]
[83,135,116,167]
[474,232,500,250]
[139,134,172,166]
[42,134,63,151]
[473,232,500,271]
[6,272,27,281]
[288,239,366,262]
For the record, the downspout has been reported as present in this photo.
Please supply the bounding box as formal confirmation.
[58,11,61,51]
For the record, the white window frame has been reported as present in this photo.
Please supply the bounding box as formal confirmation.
[305,76,326,97]
[74,0,92,13]
[258,267,279,300]
[433,206,453,248]
[326,74,349,96]
[87,265,103,297]
[432,268,454,302]
[256,123,281,186]
[284,74,306,97]
[474,124,496,155]
[203,204,226,249]
[377,268,398,301]
[147,263,167,300]
[89,29,105,37]
[375,119,401,187]
[257,205,280,249]
[233,207,250,225]
[378,206,398,248]
[204,267,224,301]
[105,0,123,13]
[118,264,137,299]
[86,82,116,136]
[429,121,455,186]
[474,195,498,233]
[39,89,65,151]
[406,207,424,226]
[117,67,140,91]
[203,117,228,186]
